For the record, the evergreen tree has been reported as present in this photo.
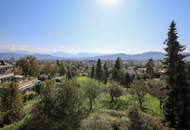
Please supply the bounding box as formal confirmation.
[186,62,190,80]
[115,57,121,70]
[90,65,95,78]
[95,59,103,81]
[163,21,190,129]
[112,57,122,83]
[103,63,109,84]
[122,72,132,88]
[145,58,154,78]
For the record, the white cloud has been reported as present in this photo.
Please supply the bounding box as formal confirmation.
[0,41,166,54]
[0,43,62,54]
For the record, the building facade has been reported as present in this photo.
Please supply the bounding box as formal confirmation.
[0,60,15,84]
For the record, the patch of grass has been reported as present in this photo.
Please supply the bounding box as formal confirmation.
[144,94,164,118]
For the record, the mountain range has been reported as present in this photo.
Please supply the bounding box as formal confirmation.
[0,51,189,61]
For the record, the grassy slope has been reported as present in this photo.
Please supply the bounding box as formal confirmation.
[78,76,163,114]
[77,76,163,123]
[78,76,164,129]
[0,76,163,130]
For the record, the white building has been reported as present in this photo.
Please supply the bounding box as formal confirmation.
[0,60,15,83]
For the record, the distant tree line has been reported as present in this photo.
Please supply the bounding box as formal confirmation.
[90,57,132,87]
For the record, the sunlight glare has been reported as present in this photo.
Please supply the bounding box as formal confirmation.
[97,0,124,9]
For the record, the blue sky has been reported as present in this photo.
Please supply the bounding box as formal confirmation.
[0,0,190,54]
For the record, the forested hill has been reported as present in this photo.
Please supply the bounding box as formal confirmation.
[0,51,190,61]
[92,52,164,60]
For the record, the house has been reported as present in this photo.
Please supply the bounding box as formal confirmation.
[0,60,15,83]
[0,60,40,92]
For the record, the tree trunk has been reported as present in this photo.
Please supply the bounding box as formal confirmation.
[89,98,93,112]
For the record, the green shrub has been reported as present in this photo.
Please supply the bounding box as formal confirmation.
[81,116,113,130]
[23,92,36,102]
[128,106,174,130]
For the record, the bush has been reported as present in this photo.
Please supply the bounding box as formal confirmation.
[81,116,113,130]
[81,110,129,130]
[23,92,36,102]
[128,106,174,130]
[108,98,128,110]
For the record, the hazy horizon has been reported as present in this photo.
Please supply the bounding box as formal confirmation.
[1,0,190,54]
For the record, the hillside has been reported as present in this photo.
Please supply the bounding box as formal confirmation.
[1,51,190,61]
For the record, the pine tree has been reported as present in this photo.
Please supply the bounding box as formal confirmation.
[115,57,121,70]
[90,65,95,78]
[95,59,103,81]
[122,72,131,88]
[103,63,109,84]
[163,21,190,129]
[145,58,154,78]
[112,57,122,83]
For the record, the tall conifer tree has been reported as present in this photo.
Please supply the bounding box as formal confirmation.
[112,57,122,83]
[103,63,109,84]
[163,21,190,129]
[96,59,103,81]
[90,65,95,78]
[145,58,154,78]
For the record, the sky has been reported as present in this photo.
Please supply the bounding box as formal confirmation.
[0,0,190,54]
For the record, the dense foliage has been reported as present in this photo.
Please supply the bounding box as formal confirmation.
[19,80,88,130]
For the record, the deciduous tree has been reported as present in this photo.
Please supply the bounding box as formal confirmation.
[131,78,146,111]
[16,56,39,77]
